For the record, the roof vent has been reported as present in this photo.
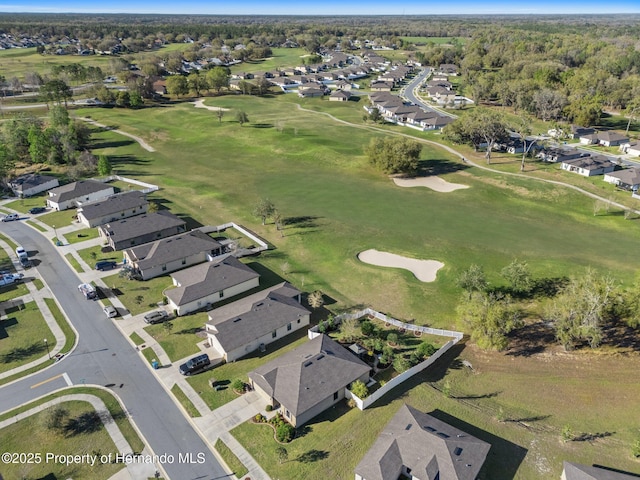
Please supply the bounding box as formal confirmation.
[303,361,313,367]
[424,426,436,432]
[233,318,242,323]
[316,354,324,360]
[454,447,463,456]
[436,432,450,439]
[405,423,412,430]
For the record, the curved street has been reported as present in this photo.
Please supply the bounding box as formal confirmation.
[0,220,226,480]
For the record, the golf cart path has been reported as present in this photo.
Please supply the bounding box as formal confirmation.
[79,117,156,152]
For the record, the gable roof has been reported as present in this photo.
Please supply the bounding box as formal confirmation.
[78,191,147,221]
[563,462,640,480]
[207,282,308,351]
[562,155,616,171]
[249,334,370,417]
[100,210,186,243]
[9,173,58,192]
[166,255,259,306]
[48,180,113,203]
[597,131,628,143]
[125,230,221,270]
[355,404,491,480]
[605,167,640,186]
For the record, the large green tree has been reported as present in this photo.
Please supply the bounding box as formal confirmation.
[40,79,72,107]
[364,137,422,175]
[166,75,189,97]
[206,67,230,94]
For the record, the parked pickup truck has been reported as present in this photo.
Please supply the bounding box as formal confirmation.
[78,283,97,300]
[0,273,24,287]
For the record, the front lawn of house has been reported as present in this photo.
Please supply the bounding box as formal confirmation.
[143,312,207,362]
[101,273,169,317]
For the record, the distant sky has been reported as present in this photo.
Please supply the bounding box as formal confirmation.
[1,1,640,16]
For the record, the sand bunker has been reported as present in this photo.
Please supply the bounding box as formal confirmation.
[192,98,229,111]
[393,176,469,193]
[358,249,444,282]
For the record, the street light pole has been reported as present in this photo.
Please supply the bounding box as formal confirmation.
[44,338,50,359]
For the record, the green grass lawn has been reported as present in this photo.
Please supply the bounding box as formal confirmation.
[102,273,169,316]
[214,438,248,478]
[0,281,29,303]
[0,301,56,374]
[0,400,124,480]
[25,219,48,232]
[129,331,145,346]
[171,383,201,418]
[65,226,101,244]
[229,48,308,75]
[64,253,84,273]
[4,194,49,214]
[38,208,78,229]
[77,244,120,268]
[143,312,207,362]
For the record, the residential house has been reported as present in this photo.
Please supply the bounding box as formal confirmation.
[249,334,370,427]
[98,210,187,251]
[561,462,639,480]
[335,79,352,91]
[561,155,616,177]
[206,281,309,362]
[597,131,628,147]
[9,173,59,198]
[620,141,640,157]
[166,255,260,316]
[603,167,640,192]
[370,81,393,92]
[354,404,491,480]
[579,133,599,145]
[439,63,459,75]
[571,125,595,139]
[537,147,583,163]
[152,80,167,96]
[123,230,223,280]
[46,180,114,211]
[330,90,352,101]
[298,87,325,98]
[77,191,148,227]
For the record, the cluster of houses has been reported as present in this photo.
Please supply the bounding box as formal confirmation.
[369,91,454,131]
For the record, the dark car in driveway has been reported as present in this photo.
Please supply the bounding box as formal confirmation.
[29,207,46,214]
[95,260,117,271]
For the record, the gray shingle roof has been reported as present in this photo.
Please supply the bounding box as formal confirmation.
[207,282,308,352]
[166,255,259,306]
[125,230,221,270]
[78,191,147,221]
[249,334,370,417]
[606,167,640,186]
[9,173,58,192]
[48,180,113,203]
[563,462,640,480]
[562,155,616,170]
[100,211,186,244]
[355,404,491,480]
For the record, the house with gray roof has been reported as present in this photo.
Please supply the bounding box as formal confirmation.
[355,404,490,480]
[597,131,628,147]
[561,462,639,480]
[98,210,186,251]
[620,141,640,157]
[46,180,114,211]
[561,155,616,177]
[330,89,352,101]
[249,334,370,427]
[9,173,59,198]
[166,255,259,316]
[206,281,309,362]
[123,230,222,280]
[77,191,148,227]
[603,167,640,192]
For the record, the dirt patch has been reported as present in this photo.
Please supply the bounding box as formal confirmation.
[392,176,469,192]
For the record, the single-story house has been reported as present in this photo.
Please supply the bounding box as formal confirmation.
[205,281,309,362]
[579,133,599,145]
[571,125,595,139]
[166,255,260,316]
[77,191,148,227]
[249,334,370,427]
[46,180,115,211]
[123,230,223,280]
[537,148,582,163]
[603,167,640,192]
[298,87,325,98]
[354,404,491,480]
[370,81,393,92]
[561,155,616,177]
[597,131,628,147]
[439,63,459,75]
[9,173,59,198]
[620,141,640,157]
[330,89,352,101]
[561,461,639,480]
[98,210,187,251]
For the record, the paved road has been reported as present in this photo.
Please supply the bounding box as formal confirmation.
[400,67,457,118]
[0,221,227,480]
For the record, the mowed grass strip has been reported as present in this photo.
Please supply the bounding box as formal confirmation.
[0,301,55,374]
[64,253,84,273]
[214,438,248,478]
[171,383,201,418]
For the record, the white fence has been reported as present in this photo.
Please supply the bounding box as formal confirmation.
[210,222,269,256]
[96,175,159,194]
[309,308,463,411]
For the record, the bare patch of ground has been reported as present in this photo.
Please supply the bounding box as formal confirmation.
[357,249,444,282]
[191,98,230,112]
[392,176,469,192]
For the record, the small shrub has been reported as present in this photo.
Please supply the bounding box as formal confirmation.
[350,380,369,399]
[318,322,327,334]
[561,424,574,442]
[387,332,399,345]
[327,315,335,330]
[392,354,411,373]
[379,346,394,365]
[231,379,244,392]
[361,320,375,336]
[276,423,295,443]
[632,438,640,458]
[416,341,438,358]
[265,404,273,412]
[442,379,452,398]
[347,398,357,408]
[255,414,266,423]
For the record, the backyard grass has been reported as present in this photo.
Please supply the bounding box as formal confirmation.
[171,383,201,418]
[187,330,310,411]
[214,438,248,478]
[0,301,56,375]
[143,312,207,362]
[0,400,124,480]
[64,253,84,273]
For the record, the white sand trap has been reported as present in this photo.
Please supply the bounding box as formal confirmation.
[393,176,469,193]
[192,98,229,111]
[358,249,444,282]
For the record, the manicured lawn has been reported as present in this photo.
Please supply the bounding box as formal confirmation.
[0,400,124,480]
[4,194,49,214]
[77,244,121,269]
[229,47,308,74]
[32,278,45,290]
[0,46,114,79]
[0,232,19,253]
[187,331,309,411]
[44,297,76,354]
[26,219,48,232]
[129,331,145,346]
[65,226,101,244]
[143,312,207,362]
[64,253,84,273]
[214,438,248,478]
[102,273,169,316]
[171,383,201,418]
[0,301,55,374]
[0,281,29,303]
[38,208,78,229]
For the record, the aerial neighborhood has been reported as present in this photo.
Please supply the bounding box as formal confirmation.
[1,10,640,480]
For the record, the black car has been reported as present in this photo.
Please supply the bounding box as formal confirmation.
[29,207,46,214]
[95,260,117,271]
[179,354,211,376]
